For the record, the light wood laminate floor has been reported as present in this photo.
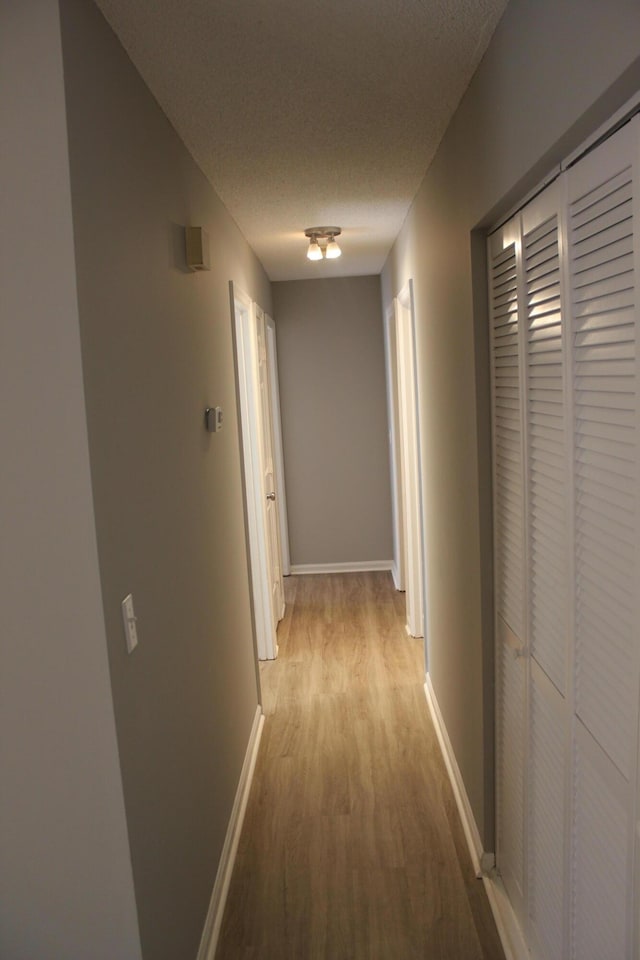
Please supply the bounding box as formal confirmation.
[216,572,504,959]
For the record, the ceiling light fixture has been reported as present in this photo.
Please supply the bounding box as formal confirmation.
[307,236,323,261]
[305,227,342,261]
[325,236,341,259]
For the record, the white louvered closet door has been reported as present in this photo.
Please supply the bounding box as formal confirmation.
[522,183,568,960]
[490,115,640,960]
[489,219,527,926]
[567,117,640,960]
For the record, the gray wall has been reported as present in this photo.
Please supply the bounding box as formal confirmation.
[2,0,272,958]
[382,0,640,848]
[58,2,272,957]
[0,2,141,957]
[273,277,393,567]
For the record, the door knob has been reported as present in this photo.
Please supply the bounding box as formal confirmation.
[266,492,276,501]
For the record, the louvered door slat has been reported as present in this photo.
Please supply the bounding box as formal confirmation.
[531,546,565,583]
[572,234,633,274]
[578,524,633,571]
[573,214,633,256]
[571,167,632,220]
[574,273,633,302]
[531,479,564,508]
[572,176,632,223]
[531,449,564,477]
[573,252,634,288]
[527,432,563,459]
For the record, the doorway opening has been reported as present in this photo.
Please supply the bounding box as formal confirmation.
[385,279,426,642]
[231,284,287,660]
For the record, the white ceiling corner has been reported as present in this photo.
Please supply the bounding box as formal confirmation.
[94,0,508,281]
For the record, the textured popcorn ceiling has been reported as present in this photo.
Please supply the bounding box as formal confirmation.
[95,0,507,281]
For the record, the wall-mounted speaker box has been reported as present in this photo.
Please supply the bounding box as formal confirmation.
[185,226,210,271]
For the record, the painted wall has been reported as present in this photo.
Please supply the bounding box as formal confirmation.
[381,0,640,848]
[0,2,142,957]
[57,2,273,957]
[0,0,270,958]
[273,277,393,568]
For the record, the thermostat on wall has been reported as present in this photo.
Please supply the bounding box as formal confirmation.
[205,406,223,433]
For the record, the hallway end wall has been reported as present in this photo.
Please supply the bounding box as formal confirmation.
[381,0,640,849]
[273,277,393,569]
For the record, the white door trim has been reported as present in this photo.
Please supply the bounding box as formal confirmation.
[231,284,277,660]
[394,280,425,639]
[384,302,405,592]
[255,306,285,628]
[265,314,291,577]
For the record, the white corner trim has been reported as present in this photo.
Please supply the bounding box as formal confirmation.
[423,675,485,876]
[197,705,264,960]
[390,561,402,591]
[289,560,392,575]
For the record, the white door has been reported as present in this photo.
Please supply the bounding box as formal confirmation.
[521,184,568,960]
[232,286,280,661]
[385,304,406,592]
[490,186,570,956]
[489,216,527,925]
[489,115,640,960]
[394,281,425,639]
[255,307,285,628]
[265,314,291,578]
[264,314,291,577]
[565,117,638,960]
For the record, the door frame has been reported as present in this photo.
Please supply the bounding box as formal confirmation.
[254,305,286,626]
[265,313,291,578]
[231,284,278,660]
[384,302,405,591]
[392,280,426,640]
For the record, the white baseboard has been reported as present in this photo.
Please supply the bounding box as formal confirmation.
[423,674,528,960]
[481,872,529,960]
[197,706,264,960]
[424,674,486,876]
[290,560,392,575]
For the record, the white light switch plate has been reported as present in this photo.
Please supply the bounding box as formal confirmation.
[121,593,138,653]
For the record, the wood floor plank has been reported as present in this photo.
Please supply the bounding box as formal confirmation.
[216,572,504,959]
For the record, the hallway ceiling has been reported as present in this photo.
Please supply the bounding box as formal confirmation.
[95,0,508,281]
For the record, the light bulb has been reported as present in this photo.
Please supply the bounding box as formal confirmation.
[307,239,323,261]
[325,237,341,259]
